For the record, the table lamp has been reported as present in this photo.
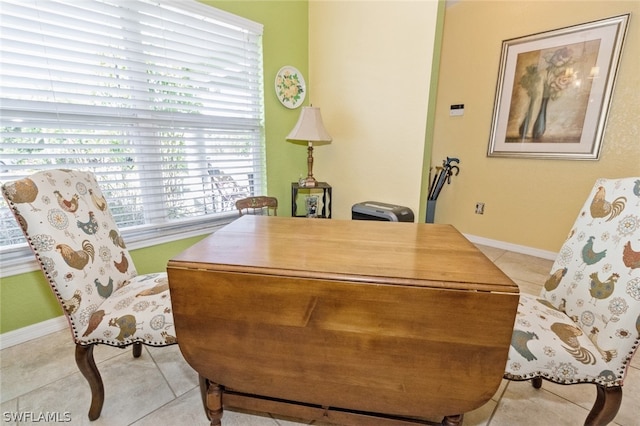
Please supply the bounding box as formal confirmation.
[286,106,332,188]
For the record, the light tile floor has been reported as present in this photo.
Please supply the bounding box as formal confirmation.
[1,246,638,426]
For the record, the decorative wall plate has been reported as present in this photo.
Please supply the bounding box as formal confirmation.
[275,66,306,109]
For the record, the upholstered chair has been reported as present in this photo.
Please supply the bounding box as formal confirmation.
[235,195,278,216]
[2,169,177,420]
[505,177,640,425]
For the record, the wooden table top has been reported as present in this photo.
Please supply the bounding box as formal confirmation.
[168,216,518,294]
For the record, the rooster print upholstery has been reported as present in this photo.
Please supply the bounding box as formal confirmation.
[506,177,640,389]
[2,169,176,347]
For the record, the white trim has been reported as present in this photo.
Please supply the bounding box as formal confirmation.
[464,233,557,261]
[0,316,68,349]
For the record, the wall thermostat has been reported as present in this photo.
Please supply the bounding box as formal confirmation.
[450,104,464,116]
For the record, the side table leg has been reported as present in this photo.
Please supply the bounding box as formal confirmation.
[321,188,327,218]
[291,186,298,217]
[327,187,332,218]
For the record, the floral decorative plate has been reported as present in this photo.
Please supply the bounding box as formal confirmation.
[275,66,305,109]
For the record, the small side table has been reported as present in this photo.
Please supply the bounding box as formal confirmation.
[291,182,332,218]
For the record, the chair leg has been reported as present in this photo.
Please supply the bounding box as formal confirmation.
[132,342,142,358]
[75,344,104,421]
[584,384,622,426]
[531,377,543,389]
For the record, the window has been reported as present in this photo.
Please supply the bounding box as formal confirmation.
[0,0,265,275]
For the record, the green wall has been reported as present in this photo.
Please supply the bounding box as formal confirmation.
[0,1,310,334]
[418,0,445,222]
[0,236,208,332]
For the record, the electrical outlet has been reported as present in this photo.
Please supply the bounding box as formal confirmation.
[475,202,485,215]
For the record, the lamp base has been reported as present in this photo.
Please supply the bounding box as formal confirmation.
[304,176,317,187]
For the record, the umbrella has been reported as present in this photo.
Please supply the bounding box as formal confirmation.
[428,157,460,201]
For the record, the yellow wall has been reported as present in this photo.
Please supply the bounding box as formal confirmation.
[431,0,640,252]
[308,0,441,219]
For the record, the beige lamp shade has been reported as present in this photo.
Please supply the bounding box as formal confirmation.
[286,107,332,142]
[286,106,332,188]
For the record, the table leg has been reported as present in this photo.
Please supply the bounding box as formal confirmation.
[442,414,463,426]
[199,375,223,426]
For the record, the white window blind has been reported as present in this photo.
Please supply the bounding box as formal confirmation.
[0,0,265,274]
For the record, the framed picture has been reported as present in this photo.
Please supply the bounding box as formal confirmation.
[487,14,629,160]
[305,195,319,218]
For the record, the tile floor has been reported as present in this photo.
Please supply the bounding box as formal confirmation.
[1,246,638,426]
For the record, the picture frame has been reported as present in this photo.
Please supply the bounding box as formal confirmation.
[275,66,306,109]
[487,14,629,160]
[305,195,318,218]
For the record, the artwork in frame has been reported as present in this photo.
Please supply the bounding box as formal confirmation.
[487,14,629,160]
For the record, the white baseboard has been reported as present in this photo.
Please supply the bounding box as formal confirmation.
[464,233,557,261]
[0,316,68,350]
[0,235,556,349]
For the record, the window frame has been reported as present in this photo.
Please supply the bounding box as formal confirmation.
[0,0,265,277]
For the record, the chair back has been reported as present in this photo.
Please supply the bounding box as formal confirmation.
[540,177,640,377]
[236,196,278,216]
[2,169,138,339]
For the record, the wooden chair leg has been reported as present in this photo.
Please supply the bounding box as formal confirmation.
[132,342,142,358]
[75,344,104,421]
[584,384,622,426]
[531,377,543,389]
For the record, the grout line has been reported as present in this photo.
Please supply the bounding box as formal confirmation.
[144,346,180,399]
[126,384,202,426]
[487,380,510,425]
[2,249,635,426]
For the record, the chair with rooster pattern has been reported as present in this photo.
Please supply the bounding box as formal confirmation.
[1,169,178,421]
[504,177,640,425]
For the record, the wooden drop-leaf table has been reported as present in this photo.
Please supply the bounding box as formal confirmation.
[167,216,519,426]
